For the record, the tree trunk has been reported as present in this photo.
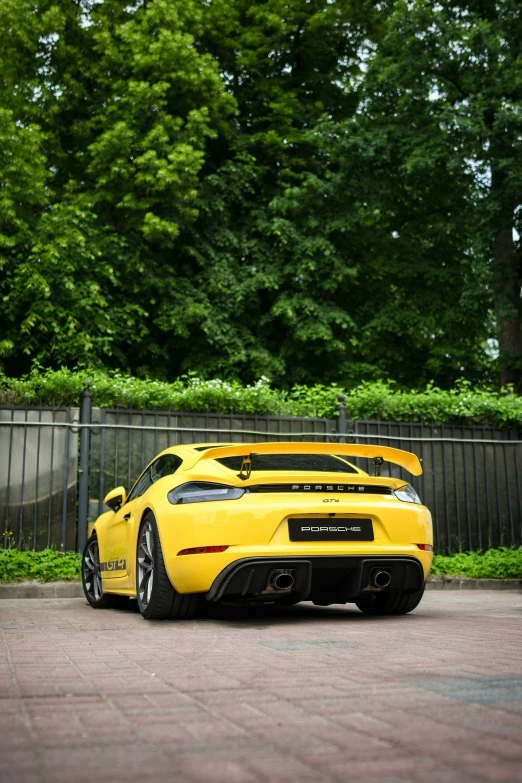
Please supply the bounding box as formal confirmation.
[492,226,522,393]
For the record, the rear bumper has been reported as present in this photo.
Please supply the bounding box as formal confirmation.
[206,555,425,603]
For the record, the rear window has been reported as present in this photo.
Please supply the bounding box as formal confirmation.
[216,454,358,474]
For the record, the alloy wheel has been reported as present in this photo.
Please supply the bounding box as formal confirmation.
[137,520,155,609]
[83,538,103,602]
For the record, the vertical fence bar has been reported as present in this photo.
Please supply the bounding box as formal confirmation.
[18,408,28,546]
[471,431,481,550]
[441,425,451,552]
[462,429,471,551]
[492,433,501,545]
[451,427,461,549]
[502,442,513,547]
[430,424,440,552]
[418,419,425,505]
[140,411,146,470]
[77,381,92,553]
[482,428,492,548]
[337,395,347,444]
[514,434,522,545]
[98,410,105,518]
[114,410,119,489]
[32,409,42,550]
[127,406,132,492]
[60,409,71,551]
[4,408,14,544]
[47,417,56,549]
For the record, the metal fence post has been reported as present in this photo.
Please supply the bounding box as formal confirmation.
[77,380,92,553]
[337,394,347,443]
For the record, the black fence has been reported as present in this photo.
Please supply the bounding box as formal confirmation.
[0,405,79,551]
[1,387,521,554]
[350,419,522,553]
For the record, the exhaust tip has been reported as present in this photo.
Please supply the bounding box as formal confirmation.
[370,569,391,588]
[269,570,295,591]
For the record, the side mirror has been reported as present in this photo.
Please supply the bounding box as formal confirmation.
[104,486,127,512]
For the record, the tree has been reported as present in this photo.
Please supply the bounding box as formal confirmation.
[0,0,235,376]
[165,0,387,384]
[354,0,522,390]
[0,0,507,389]
[0,105,47,255]
[170,0,493,387]
[0,106,48,372]
[3,205,150,367]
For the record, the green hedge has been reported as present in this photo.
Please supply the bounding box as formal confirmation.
[0,548,82,584]
[430,547,522,580]
[1,546,520,583]
[0,368,521,427]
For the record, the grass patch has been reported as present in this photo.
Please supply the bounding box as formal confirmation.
[431,547,522,579]
[0,548,82,584]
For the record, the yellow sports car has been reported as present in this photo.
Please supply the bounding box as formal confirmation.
[82,442,433,619]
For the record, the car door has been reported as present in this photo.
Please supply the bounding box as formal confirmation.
[101,467,155,583]
[120,454,183,589]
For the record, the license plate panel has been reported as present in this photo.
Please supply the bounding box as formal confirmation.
[288,518,374,541]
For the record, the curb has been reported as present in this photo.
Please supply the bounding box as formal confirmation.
[425,578,522,591]
[1,578,521,598]
[0,581,84,599]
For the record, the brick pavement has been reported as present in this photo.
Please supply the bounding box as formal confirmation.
[0,592,521,783]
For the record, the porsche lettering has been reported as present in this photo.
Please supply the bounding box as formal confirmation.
[301,526,362,533]
[292,485,352,491]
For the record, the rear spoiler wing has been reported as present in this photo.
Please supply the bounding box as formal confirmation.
[187,442,422,476]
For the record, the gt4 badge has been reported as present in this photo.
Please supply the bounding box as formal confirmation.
[100,558,126,572]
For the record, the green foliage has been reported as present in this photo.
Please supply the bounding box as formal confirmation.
[431,548,522,580]
[291,379,522,426]
[2,205,148,367]
[0,0,235,378]
[0,0,520,389]
[0,548,81,584]
[1,546,520,584]
[354,0,522,388]
[1,368,521,426]
[82,0,235,244]
[0,108,48,253]
[175,0,494,388]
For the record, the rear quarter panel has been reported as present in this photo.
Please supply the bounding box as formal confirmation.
[154,492,433,594]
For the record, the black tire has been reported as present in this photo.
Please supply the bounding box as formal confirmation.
[355,584,425,616]
[82,534,127,609]
[136,512,201,620]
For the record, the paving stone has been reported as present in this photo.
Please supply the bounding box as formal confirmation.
[258,639,360,650]
[0,591,521,782]
[411,675,522,704]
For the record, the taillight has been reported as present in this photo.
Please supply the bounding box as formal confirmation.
[393,484,422,504]
[168,483,244,504]
[177,546,229,556]
[416,544,433,551]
